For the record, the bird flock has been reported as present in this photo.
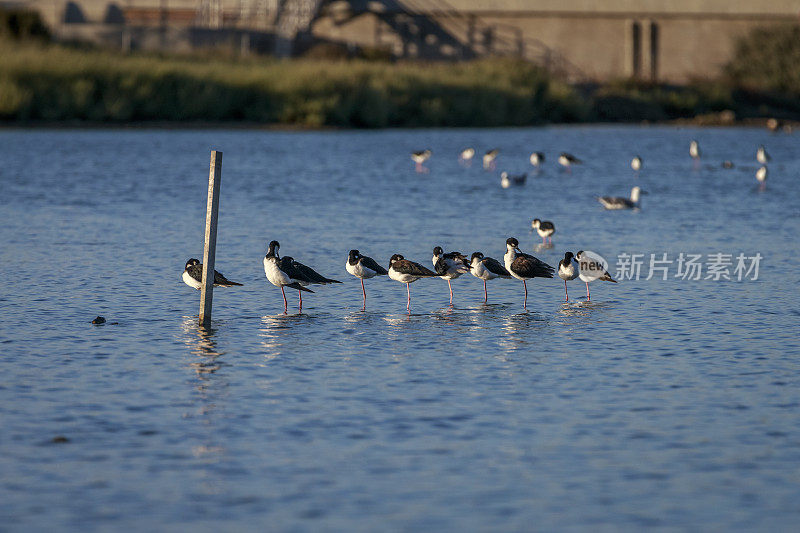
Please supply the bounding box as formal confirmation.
[182,138,778,313]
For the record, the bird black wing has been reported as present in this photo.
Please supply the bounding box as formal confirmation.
[540,221,555,231]
[292,259,342,284]
[512,253,555,278]
[483,257,511,277]
[280,257,313,283]
[360,255,389,275]
[213,269,243,286]
[186,263,203,283]
[395,259,438,277]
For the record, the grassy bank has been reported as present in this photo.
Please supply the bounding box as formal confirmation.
[1,39,799,127]
[0,41,587,127]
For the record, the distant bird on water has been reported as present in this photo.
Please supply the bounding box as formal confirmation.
[483,149,499,170]
[756,145,771,165]
[531,219,555,245]
[530,152,544,167]
[631,155,642,172]
[500,172,526,188]
[388,254,439,312]
[722,160,735,169]
[756,165,768,184]
[558,152,581,171]
[690,140,701,166]
[557,251,580,302]
[598,186,646,210]
[182,258,242,290]
[432,246,471,304]
[459,147,475,165]
[346,249,388,309]
[411,149,432,173]
[469,252,511,303]
[575,250,617,300]
[503,237,555,308]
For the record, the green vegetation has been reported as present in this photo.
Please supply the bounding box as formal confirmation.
[0,40,587,126]
[1,22,800,127]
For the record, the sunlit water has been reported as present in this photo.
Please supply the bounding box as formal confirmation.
[1,126,799,530]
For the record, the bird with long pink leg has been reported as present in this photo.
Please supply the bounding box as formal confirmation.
[388,254,438,313]
[558,251,580,302]
[503,237,555,308]
[469,252,511,303]
[575,250,617,300]
[346,249,389,310]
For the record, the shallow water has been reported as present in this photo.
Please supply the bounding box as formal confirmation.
[1,125,799,531]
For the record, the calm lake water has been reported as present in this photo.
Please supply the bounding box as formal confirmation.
[1,125,799,531]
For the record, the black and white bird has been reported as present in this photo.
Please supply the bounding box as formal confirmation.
[182,258,243,290]
[500,172,526,188]
[411,149,432,173]
[690,140,701,162]
[280,255,341,309]
[576,250,617,300]
[558,152,581,171]
[557,251,580,302]
[483,148,499,170]
[756,165,768,183]
[503,237,555,308]
[432,246,471,304]
[530,152,545,167]
[346,249,389,308]
[756,145,771,165]
[531,218,555,245]
[469,252,511,302]
[388,254,439,312]
[631,155,642,172]
[263,240,315,311]
[598,186,646,210]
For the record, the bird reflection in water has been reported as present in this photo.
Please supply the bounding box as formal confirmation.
[533,242,554,254]
[498,312,547,353]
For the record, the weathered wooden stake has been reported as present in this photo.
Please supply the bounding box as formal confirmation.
[199,150,223,328]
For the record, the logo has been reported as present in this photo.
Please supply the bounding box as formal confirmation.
[576,250,609,281]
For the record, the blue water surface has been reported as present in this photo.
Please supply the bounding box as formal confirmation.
[1,125,799,531]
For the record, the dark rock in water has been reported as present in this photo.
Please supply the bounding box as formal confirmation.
[92,316,106,324]
[722,161,734,169]
[52,436,69,443]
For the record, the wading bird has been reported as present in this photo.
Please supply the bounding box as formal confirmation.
[432,246,471,304]
[557,251,580,302]
[598,186,647,210]
[469,252,511,302]
[411,149,432,173]
[388,254,439,312]
[182,258,243,290]
[531,219,555,244]
[263,240,314,312]
[346,249,388,309]
[503,237,555,308]
[576,250,617,300]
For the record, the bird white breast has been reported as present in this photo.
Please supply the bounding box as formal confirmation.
[756,166,768,182]
[264,256,291,287]
[631,158,641,171]
[558,155,570,166]
[500,175,511,188]
[536,227,554,238]
[182,270,202,289]
[504,250,524,280]
[347,260,376,279]
[471,260,498,281]
[389,267,418,283]
[559,260,579,281]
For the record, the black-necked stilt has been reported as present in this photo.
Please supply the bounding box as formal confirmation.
[500,172,526,188]
[557,251,580,302]
[756,165,768,183]
[346,249,388,308]
[558,152,581,171]
[411,150,432,173]
[576,250,617,300]
[483,149,499,170]
[469,251,511,302]
[598,186,646,210]
[531,219,555,245]
[182,258,243,290]
[530,152,544,167]
[503,237,555,308]
[631,155,642,172]
[690,140,701,166]
[432,246,470,304]
[263,240,315,312]
[388,254,438,312]
[459,147,475,163]
[756,145,771,164]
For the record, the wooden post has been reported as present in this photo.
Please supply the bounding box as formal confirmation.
[199,151,222,328]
